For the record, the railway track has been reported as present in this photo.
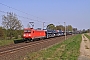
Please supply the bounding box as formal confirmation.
[0,35,73,60]
[0,36,63,56]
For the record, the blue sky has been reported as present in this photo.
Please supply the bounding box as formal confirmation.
[0,0,90,30]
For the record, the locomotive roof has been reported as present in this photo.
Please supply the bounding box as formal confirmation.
[24,28,45,31]
[24,28,33,29]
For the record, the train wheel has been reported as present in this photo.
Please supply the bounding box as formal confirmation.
[30,39,33,42]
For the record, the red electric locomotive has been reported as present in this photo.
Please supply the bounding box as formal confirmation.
[23,28,46,42]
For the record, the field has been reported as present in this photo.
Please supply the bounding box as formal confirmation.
[0,38,23,46]
[24,34,82,60]
[0,40,14,46]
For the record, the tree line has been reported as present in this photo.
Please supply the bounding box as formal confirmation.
[0,12,89,40]
[47,24,73,31]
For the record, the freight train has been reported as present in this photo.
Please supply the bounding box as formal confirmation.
[23,28,72,42]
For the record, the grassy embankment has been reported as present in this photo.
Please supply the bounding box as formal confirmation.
[25,34,82,60]
[0,40,14,46]
[0,38,23,46]
[84,33,90,40]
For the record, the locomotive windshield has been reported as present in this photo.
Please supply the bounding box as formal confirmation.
[24,30,31,33]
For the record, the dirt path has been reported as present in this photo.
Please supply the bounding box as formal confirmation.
[87,33,90,36]
[78,34,90,60]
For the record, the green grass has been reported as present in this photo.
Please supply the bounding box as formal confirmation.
[14,38,23,40]
[0,40,14,46]
[24,34,82,60]
[0,38,23,46]
[84,33,90,40]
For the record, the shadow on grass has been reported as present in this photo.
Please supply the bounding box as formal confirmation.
[14,39,24,44]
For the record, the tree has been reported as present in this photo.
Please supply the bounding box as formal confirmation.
[56,25,61,30]
[0,27,5,40]
[67,25,73,31]
[73,28,77,32]
[47,24,56,30]
[87,29,90,33]
[2,12,23,39]
[56,25,64,30]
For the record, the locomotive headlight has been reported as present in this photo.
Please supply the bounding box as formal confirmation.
[23,34,26,36]
[29,34,31,36]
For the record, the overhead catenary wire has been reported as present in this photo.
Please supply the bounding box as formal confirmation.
[0,10,47,29]
[0,10,63,29]
[0,2,38,18]
[0,10,43,23]
[0,2,50,24]
[0,2,59,29]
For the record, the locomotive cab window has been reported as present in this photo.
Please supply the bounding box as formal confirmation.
[28,30,31,32]
[24,30,31,33]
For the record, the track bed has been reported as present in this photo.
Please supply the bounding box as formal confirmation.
[0,35,73,60]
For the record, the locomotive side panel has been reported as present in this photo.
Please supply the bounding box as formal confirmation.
[32,30,46,39]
